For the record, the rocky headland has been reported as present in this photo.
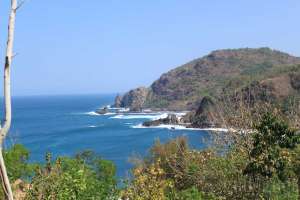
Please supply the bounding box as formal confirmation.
[114,48,300,129]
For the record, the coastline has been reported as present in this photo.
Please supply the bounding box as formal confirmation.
[131,123,229,132]
[93,105,230,132]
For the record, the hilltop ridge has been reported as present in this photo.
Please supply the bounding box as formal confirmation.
[116,47,300,111]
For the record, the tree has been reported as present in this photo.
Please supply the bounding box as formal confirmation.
[0,0,18,199]
[244,113,300,199]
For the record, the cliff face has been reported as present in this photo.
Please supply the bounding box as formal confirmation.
[114,95,122,108]
[119,87,149,111]
[190,69,300,128]
[191,96,223,128]
[116,48,300,111]
[231,69,300,104]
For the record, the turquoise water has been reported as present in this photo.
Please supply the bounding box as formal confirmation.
[5,94,211,177]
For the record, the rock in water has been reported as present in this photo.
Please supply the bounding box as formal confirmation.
[114,95,122,108]
[143,114,180,127]
[120,87,149,111]
[96,106,109,115]
[191,96,223,128]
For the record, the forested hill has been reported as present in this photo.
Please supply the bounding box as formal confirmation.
[115,47,300,111]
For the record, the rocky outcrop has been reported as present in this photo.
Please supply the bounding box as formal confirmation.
[228,71,300,106]
[147,48,300,110]
[141,72,300,128]
[96,106,109,115]
[290,71,300,90]
[143,114,180,127]
[142,97,224,128]
[227,81,277,107]
[137,70,300,128]
[117,48,300,111]
[114,95,122,108]
[119,87,149,111]
[190,96,223,128]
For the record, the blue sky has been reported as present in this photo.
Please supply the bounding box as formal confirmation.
[0,0,299,96]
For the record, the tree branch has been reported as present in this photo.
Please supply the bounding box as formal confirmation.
[16,0,25,10]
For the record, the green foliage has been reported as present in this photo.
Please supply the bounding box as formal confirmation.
[262,177,298,200]
[166,187,217,200]
[25,151,118,200]
[0,144,36,199]
[241,61,274,76]
[121,159,173,200]
[2,145,118,200]
[4,144,35,182]
[125,137,253,199]
[145,97,170,108]
[125,115,300,200]
[291,145,300,179]
[244,113,300,181]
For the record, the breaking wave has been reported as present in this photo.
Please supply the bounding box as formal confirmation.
[83,111,115,116]
[84,111,101,116]
[110,113,169,120]
[131,123,228,132]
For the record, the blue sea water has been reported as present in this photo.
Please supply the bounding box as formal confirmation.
[5,94,211,177]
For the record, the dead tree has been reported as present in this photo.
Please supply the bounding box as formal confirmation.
[0,0,18,199]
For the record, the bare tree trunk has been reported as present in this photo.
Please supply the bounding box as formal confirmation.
[0,0,18,199]
[298,176,300,200]
[0,148,13,200]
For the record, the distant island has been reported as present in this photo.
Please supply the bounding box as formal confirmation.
[107,47,300,129]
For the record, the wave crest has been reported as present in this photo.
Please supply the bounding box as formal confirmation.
[131,124,228,132]
[83,111,115,116]
[110,113,168,120]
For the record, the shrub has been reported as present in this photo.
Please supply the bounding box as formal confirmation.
[4,144,35,182]
[0,144,35,199]
[244,113,299,182]
[166,187,217,200]
[121,159,173,200]
[25,151,118,200]
[125,118,300,200]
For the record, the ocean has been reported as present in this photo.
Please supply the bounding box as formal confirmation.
[5,94,211,177]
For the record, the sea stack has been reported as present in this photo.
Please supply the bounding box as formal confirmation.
[114,95,122,108]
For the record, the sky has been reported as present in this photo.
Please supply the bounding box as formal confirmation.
[0,0,300,96]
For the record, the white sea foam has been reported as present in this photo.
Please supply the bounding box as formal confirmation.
[175,112,188,116]
[87,124,104,128]
[131,124,187,130]
[118,108,130,112]
[131,123,228,132]
[98,105,123,110]
[110,113,169,120]
[103,112,116,115]
[83,111,116,116]
[84,111,101,116]
[83,110,187,119]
